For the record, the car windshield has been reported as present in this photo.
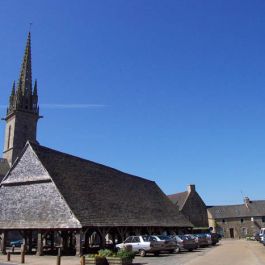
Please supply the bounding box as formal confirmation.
[124,237,132,243]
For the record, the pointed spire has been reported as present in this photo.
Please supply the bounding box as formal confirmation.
[7,81,16,114]
[18,31,32,95]
[5,32,39,117]
[33,79,38,95]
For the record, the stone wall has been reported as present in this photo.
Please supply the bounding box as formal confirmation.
[209,217,264,238]
[3,111,39,165]
[181,189,209,227]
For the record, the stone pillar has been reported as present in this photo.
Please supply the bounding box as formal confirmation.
[36,231,43,256]
[0,232,7,254]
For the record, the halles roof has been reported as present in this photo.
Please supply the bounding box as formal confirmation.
[0,142,192,229]
[208,201,265,219]
[0,145,81,229]
[168,191,189,210]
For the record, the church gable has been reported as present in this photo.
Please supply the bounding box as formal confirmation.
[2,144,50,184]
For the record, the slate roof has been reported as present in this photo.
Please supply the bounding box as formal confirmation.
[0,142,192,229]
[168,191,189,210]
[208,200,265,219]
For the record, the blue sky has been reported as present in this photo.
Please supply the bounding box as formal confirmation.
[0,0,265,205]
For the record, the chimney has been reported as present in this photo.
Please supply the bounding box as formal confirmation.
[187,184,195,193]
[244,197,250,207]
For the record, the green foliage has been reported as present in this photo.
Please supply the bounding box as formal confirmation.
[93,248,135,260]
[116,248,135,260]
[98,249,114,257]
[85,254,106,259]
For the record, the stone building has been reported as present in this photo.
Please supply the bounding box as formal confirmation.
[207,197,265,238]
[0,32,193,255]
[168,185,209,228]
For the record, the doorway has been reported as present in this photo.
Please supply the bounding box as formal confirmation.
[229,228,234,238]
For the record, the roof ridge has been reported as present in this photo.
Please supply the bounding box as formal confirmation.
[29,142,155,183]
[168,191,188,197]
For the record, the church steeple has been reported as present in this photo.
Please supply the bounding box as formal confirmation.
[6,32,39,117]
[19,31,32,95]
[3,32,41,165]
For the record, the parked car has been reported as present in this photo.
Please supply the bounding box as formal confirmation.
[116,235,164,257]
[209,233,220,245]
[151,235,178,253]
[254,231,260,241]
[259,233,265,246]
[259,228,265,243]
[10,239,23,247]
[193,234,209,247]
[205,233,212,245]
[172,235,198,252]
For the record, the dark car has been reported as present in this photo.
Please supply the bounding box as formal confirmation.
[210,233,220,245]
[10,239,23,247]
[178,235,198,251]
[152,235,178,253]
[193,234,209,247]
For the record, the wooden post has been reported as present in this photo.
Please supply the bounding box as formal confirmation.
[21,244,25,264]
[28,230,33,253]
[11,245,15,253]
[7,251,10,261]
[80,255,85,265]
[57,247,61,265]
[75,231,82,256]
[0,232,6,254]
[50,231,55,252]
[36,231,43,256]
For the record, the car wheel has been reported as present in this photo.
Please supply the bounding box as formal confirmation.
[139,249,146,257]
[188,249,193,252]
[154,251,160,256]
[169,249,175,254]
[175,246,180,253]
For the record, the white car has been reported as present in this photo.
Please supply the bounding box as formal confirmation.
[116,235,164,257]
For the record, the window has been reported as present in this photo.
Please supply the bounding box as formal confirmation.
[241,227,248,236]
[262,216,265,223]
[222,219,226,223]
[240,218,244,223]
[124,237,133,243]
[132,237,140,243]
[7,125,11,149]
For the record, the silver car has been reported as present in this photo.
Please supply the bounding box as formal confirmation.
[116,235,164,257]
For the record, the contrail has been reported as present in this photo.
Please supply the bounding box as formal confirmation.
[0,104,106,109]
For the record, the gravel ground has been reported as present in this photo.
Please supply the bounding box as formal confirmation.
[0,240,264,265]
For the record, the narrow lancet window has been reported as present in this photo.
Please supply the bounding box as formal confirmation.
[7,125,11,149]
